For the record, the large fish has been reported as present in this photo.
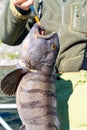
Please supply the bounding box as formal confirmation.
[1,23,60,130]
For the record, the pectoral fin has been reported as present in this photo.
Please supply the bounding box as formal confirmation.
[20,125,25,130]
[1,69,27,96]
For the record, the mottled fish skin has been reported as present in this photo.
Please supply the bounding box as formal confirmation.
[17,73,60,130]
[1,23,60,130]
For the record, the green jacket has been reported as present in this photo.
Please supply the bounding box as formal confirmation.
[0,0,87,72]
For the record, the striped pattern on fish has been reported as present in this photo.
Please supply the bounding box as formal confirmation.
[16,72,60,130]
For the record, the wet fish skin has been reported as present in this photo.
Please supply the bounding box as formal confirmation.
[17,72,60,130]
[1,23,60,130]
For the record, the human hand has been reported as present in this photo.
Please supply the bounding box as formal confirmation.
[13,0,34,11]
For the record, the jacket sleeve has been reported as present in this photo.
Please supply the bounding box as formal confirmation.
[0,0,35,46]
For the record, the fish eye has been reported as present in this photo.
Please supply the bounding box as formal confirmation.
[51,43,57,50]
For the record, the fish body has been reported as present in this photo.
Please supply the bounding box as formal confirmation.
[1,23,60,130]
[17,73,60,130]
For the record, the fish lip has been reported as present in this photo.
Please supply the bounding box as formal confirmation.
[34,24,57,39]
[37,32,57,40]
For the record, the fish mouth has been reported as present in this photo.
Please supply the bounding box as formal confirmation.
[34,24,57,40]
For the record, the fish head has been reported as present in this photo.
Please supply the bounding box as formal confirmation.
[20,23,59,75]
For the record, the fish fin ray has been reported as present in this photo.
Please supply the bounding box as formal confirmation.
[1,68,27,96]
[20,125,25,130]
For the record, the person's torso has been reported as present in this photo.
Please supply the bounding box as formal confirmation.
[33,0,87,72]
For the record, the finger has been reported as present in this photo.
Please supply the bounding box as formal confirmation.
[14,0,27,5]
[21,1,33,10]
[14,0,34,10]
